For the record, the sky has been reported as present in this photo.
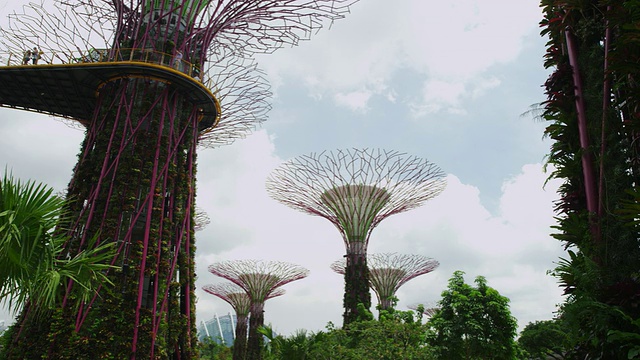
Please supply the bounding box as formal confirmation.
[0,0,566,336]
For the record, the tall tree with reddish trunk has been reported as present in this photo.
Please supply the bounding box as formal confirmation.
[540,1,640,357]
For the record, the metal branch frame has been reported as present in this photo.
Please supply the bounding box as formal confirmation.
[193,207,211,232]
[408,302,440,319]
[0,0,363,358]
[266,148,447,248]
[207,259,308,360]
[0,0,359,147]
[331,253,440,309]
[202,282,253,360]
[202,282,252,316]
[208,259,309,302]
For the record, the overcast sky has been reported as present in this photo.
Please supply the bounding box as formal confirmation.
[0,0,565,336]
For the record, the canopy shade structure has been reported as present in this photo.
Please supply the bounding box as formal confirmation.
[208,260,308,360]
[266,148,446,325]
[0,0,363,357]
[331,253,440,310]
[0,60,220,131]
[320,184,391,243]
[266,148,447,249]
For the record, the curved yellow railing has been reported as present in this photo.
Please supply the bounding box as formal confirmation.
[0,48,204,82]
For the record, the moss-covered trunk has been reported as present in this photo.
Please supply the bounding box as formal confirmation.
[247,302,265,360]
[343,247,371,325]
[232,314,249,360]
[3,78,201,359]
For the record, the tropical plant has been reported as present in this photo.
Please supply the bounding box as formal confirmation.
[198,336,232,360]
[258,304,434,360]
[0,171,116,316]
[426,270,518,360]
[260,326,312,360]
[539,1,640,357]
[518,319,569,360]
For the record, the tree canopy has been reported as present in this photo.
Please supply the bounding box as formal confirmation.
[518,319,568,360]
[426,270,518,360]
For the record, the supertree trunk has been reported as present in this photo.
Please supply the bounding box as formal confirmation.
[266,149,446,325]
[343,243,371,323]
[232,314,249,360]
[207,260,308,360]
[0,1,365,357]
[332,253,439,314]
[247,302,266,360]
[5,78,200,359]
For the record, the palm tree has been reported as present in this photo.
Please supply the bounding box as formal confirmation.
[0,171,115,316]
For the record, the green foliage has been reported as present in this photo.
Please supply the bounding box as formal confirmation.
[518,319,569,360]
[261,326,313,360]
[539,1,640,357]
[198,336,232,360]
[355,302,374,322]
[260,311,434,360]
[605,308,640,360]
[343,255,372,325]
[0,171,116,316]
[426,271,518,360]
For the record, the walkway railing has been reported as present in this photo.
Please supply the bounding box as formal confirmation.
[0,48,203,81]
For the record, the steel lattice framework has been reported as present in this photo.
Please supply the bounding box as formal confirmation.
[331,253,440,310]
[193,207,211,232]
[207,259,308,360]
[408,302,440,319]
[0,0,360,147]
[265,148,446,324]
[0,1,361,359]
[202,282,284,360]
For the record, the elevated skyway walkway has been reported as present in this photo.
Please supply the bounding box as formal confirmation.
[0,49,220,131]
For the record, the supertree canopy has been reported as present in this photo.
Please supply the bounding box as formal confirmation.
[408,303,440,319]
[331,253,440,310]
[265,148,446,324]
[207,259,309,360]
[202,282,284,360]
[0,1,361,359]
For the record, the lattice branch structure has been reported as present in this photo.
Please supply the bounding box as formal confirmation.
[208,259,308,360]
[0,1,362,358]
[202,282,284,360]
[408,302,440,320]
[331,253,440,310]
[266,148,446,324]
[0,0,361,146]
[193,206,211,232]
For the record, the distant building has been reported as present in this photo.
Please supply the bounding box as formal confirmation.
[198,313,236,346]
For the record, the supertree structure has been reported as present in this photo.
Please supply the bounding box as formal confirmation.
[0,1,361,358]
[193,207,210,232]
[202,282,284,360]
[207,259,309,360]
[408,303,440,320]
[265,148,446,325]
[331,253,439,311]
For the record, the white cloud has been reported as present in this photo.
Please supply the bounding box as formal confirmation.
[410,79,466,116]
[0,0,559,341]
[333,90,372,112]
[257,0,543,114]
[192,132,565,334]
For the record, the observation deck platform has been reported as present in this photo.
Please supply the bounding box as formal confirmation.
[0,49,220,131]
